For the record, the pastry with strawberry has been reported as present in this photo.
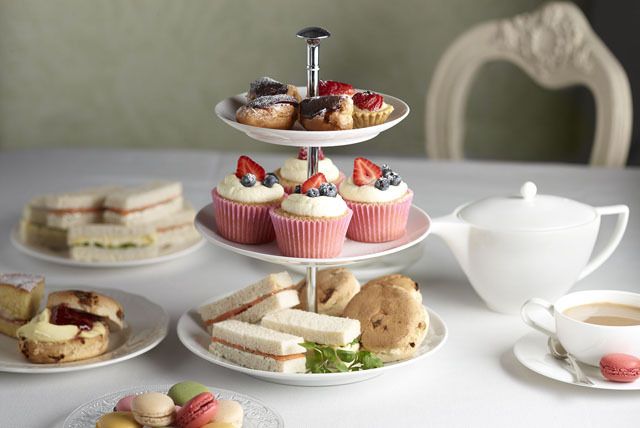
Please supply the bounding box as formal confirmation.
[339,157,412,242]
[270,173,352,258]
[352,91,394,128]
[275,147,345,194]
[319,80,356,97]
[299,96,354,131]
[212,155,284,244]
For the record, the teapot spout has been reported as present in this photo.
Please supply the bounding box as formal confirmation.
[431,213,471,273]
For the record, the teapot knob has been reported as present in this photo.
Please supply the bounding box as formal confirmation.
[520,181,537,201]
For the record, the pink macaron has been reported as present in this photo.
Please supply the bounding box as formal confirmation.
[176,392,218,428]
[600,353,640,383]
[115,395,136,412]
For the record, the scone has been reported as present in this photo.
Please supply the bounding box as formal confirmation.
[363,274,421,303]
[17,290,124,363]
[236,95,299,130]
[247,76,301,102]
[299,96,354,131]
[343,283,428,362]
[297,268,360,316]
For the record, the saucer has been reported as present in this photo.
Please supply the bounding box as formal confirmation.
[513,332,640,390]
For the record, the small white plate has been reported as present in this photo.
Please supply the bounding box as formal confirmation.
[11,224,204,268]
[63,384,283,428]
[177,303,447,387]
[195,203,431,267]
[513,332,640,390]
[214,87,410,147]
[0,287,169,373]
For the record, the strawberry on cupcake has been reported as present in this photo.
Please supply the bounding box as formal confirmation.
[319,80,356,97]
[275,148,345,194]
[212,155,284,244]
[339,157,412,242]
[352,91,394,128]
[270,173,352,258]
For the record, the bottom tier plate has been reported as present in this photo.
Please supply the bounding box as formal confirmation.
[177,304,447,387]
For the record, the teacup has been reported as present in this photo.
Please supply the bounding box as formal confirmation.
[521,290,640,366]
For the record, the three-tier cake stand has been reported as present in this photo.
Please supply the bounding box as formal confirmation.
[197,27,431,314]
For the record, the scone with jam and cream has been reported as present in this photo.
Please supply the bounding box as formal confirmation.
[270,173,352,258]
[212,155,285,244]
[339,157,412,242]
[352,91,394,128]
[275,148,345,194]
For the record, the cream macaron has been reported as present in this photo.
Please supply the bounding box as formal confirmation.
[131,392,175,427]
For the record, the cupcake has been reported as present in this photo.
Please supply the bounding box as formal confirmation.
[339,157,412,242]
[319,80,356,96]
[212,155,284,244]
[270,173,352,258]
[275,148,345,194]
[352,91,394,128]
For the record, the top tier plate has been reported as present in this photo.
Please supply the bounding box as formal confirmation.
[214,87,410,147]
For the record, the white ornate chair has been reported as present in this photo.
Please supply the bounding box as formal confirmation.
[426,2,632,167]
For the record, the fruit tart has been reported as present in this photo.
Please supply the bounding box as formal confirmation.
[352,91,394,128]
[319,80,356,97]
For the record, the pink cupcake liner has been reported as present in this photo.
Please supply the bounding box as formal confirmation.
[212,189,280,244]
[345,190,413,243]
[281,172,346,194]
[269,208,353,258]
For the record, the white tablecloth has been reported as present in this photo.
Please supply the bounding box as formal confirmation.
[0,148,638,428]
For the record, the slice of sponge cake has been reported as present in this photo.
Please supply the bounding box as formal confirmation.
[0,273,45,338]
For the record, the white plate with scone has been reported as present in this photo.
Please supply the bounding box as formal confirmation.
[215,87,410,147]
[177,303,447,387]
[0,287,168,373]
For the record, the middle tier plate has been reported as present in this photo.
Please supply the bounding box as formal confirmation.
[195,203,431,266]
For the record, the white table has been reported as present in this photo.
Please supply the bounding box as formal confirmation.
[0,148,638,428]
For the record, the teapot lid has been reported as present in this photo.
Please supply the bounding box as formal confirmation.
[458,182,596,231]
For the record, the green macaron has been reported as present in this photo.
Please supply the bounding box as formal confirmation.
[168,381,209,406]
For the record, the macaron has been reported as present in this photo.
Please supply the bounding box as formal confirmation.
[600,353,640,383]
[210,400,243,428]
[168,381,209,406]
[131,392,175,427]
[176,392,218,428]
[96,411,142,428]
[115,395,136,412]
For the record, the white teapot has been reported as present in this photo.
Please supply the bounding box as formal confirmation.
[431,182,629,314]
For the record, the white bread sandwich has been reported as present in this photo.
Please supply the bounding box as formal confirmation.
[17,290,124,364]
[198,272,299,332]
[261,309,361,348]
[153,202,200,248]
[67,223,158,262]
[209,320,306,373]
[103,181,183,225]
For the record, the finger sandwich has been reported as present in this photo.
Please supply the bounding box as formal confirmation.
[153,202,200,248]
[199,272,299,332]
[209,320,306,373]
[103,181,183,225]
[68,224,158,262]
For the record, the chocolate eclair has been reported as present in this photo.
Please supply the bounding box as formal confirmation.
[236,95,299,130]
[247,77,301,102]
[299,95,354,131]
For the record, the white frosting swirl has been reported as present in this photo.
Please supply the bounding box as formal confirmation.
[281,193,348,218]
[339,177,409,203]
[217,174,284,203]
[279,158,340,183]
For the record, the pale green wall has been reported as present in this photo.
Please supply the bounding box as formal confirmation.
[0,0,590,161]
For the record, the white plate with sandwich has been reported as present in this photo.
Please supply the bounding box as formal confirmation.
[12,181,204,267]
[177,272,448,387]
[0,287,169,373]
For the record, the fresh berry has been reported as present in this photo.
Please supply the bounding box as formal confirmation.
[262,173,279,188]
[319,80,355,96]
[240,173,256,187]
[235,155,266,181]
[319,182,338,197]
[374,177,390,191]
[389,173,403,186]
[297,147,325,160]
[306,188,320,197]
[294,185,302,194]
[381,164,393,178]
[353,91,384,111]
[301,172,327,194]
[352,157,382,186]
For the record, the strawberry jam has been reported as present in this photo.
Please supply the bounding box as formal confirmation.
[50,304,100,331]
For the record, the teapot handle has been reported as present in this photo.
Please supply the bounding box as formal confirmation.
[578,205,629,280]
